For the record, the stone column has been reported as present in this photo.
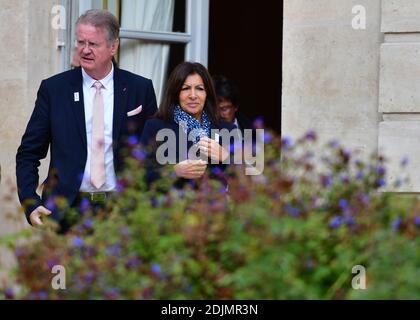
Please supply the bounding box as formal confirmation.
[379,0,420,191]
[282,1,382,154]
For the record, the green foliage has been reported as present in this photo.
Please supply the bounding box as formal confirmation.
[2,130,419,299]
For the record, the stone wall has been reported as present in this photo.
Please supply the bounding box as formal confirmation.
[379,0,420,191]
[282,0,420,192]
[282,0,382,155]
[0,0,61,280]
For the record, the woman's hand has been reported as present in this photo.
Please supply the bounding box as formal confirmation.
[198,137,229,162]
[174,159,207,179]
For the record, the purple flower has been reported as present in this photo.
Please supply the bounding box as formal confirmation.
[341,148,351,161]
[47,258,59,269]
[219,186,228,195]
[376,165,386,176]
[391,217,402,231]
[356,170,364,180]
[45,196,57,212]
[151,263,162,275]
[344,215,356,226]
[105,287,120,300]
[281,136,293,150]
[328,140,339,149]
[83,218,93,229]
[305,129,317,141]
[357,192,369,205]
[321,175,333,187]
[79,198,90,214]
[142,287,155,299]
[401,156,409,167]
[211,167,223,175]
[340,174,350,183]
[126,257,142,269]
[83,271,95,284]
[394,179,403,188]
[4,288,14,299]
[14,247,25,258]
[37,291,48,300]
[355,159,364,168]
[72,236,84,248]
[376,178,386,187]
[253,116,264,129]
[132,148,146,161]
[338,199,349,212]
[84,246,97,258]
[120,227,130,236]
[127,135,139,146]
[116,180,125,192]
[283,204,301,217]
[414,216,420,226]
[150,197,159,207]
[264,132,272,143]
[329,215,343,228]
[106,244,121,256]
[75,277,85,291]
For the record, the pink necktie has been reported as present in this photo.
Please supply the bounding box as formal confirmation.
[91,81,106,189]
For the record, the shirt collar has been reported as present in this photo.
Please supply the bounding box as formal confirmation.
[82,63,114,90]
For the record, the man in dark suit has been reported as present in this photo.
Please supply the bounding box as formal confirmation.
[213,75,253,137]
[16,9,157,231]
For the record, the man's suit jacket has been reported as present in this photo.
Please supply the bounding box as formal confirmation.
[16,67,157,223]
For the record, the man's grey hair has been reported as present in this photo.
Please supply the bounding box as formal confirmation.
[76,9,120,43]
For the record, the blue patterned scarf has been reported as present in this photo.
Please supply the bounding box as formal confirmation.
[173,105,212,143]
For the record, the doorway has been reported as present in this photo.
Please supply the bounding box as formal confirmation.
[208,1,283,132]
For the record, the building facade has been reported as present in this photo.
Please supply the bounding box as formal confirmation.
[283,0,420,192]
[0,0,282,243]
[0,0,209,221]
[0,0,210,279]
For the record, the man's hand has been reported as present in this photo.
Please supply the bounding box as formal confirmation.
[29,206,52,226]
[198,137,229,162]
[174,159,207,179]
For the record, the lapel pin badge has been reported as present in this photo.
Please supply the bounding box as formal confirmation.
[74,92,80,102]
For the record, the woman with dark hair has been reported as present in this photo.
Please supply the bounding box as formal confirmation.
[140,62,235,187]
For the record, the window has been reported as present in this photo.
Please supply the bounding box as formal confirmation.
[63,0,209,104]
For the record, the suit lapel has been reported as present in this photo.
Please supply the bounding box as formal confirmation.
[69,68,87,148]
[113,67,128,144]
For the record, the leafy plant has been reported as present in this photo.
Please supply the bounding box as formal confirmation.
[1,129,419,299]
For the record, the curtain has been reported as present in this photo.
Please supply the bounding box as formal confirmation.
[119,0,175,105]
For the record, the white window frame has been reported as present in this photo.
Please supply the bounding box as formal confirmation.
[61,0,209,71]
[118,0,209,65]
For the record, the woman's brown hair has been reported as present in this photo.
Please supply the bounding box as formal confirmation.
[155,61,219,126]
